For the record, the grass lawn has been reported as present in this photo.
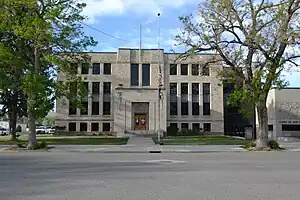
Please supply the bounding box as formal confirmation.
[154,135,250,145]
[0,135,129,145]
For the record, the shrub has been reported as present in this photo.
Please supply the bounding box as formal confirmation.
[268,140,280,150]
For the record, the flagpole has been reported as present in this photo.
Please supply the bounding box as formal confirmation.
[157,12,162,144]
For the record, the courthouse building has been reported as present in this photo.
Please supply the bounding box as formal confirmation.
[55,48,224,136]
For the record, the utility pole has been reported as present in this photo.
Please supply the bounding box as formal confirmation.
[157,12,162,144]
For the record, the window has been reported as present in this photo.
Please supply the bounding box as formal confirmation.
[268,125,273,131]
[181,123,189,130]
[192,83,199,95]
[142,63,150,86]
[192,123,200,131]
[103,82,111,94]
[92,102,99,115]
[170,64,177,75]
[203,123,211,132]
[203,83,211,116]
[80,101,88,115]
[192,102,200,115]
[103,102,111,115]
[80,123,87,132]
[192,64,199,76]
[81,63,89,74]
[131,63,139,86]
[69,101,77,115]
[180,64,188,75]
[170,102,178,115]
[181,102,188,115]
[92,63,100,74]
[68,123,76,132]
[104,63,111,75]
[282,124,300,131]
[92,82,100,94]
[202,66,210,76]
[103,123,110,132]
[181,83,188,94]
[170,83,177,94]
[91,123,99,132]
[170,123,178,129]
[83,82,89,97]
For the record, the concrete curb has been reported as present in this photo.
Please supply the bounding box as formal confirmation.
[51,148,248,153]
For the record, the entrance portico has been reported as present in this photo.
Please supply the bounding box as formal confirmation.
[113,88,167,135]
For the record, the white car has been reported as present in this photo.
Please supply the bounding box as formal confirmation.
[36,126,47,134]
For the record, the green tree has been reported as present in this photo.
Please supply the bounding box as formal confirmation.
[175,0,300,148]
[0,26,30,140]
[0,0,96,148]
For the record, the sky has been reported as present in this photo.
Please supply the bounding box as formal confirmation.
[80,0,300,87]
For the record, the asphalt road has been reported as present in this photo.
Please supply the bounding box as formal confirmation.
[1,152,300,200]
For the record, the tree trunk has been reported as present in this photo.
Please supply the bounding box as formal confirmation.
[9,94,18,140]
[9,111,17,141]
[256,103,269,148]
[27,108,37,149]
[27,46,39,149]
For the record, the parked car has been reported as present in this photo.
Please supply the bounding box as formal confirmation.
[36,126,47,134]
[45,126,55,134]
[0,127,9,136]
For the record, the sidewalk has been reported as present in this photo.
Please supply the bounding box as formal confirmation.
[47,144,246,153]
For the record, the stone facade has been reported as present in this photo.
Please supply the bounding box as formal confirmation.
[55,48,224,135]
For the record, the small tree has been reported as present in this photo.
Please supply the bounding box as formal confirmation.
[175,0,300,148]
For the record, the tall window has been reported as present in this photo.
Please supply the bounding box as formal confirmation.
[92,63,100,74]
[131,64,139,86]
[103,82,111,115]
[192,64,199,76]
[181,83,189,116]
[203,83,211,115]
[104,63,111,75]
[68,82,77,115]
[142,64,150,86]
[170,83,177,116]
[81,63,89,74]
[92,102,99,115]
[83,82,89,97]
[103,82,111,94]
[170,64,177,75]
[192,83,199,115]
[181,83,188,94]
[92,82,100,94]
[181,64,188,75]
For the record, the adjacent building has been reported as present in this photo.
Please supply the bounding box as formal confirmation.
[55,48,224,136]
[265,87,300,139]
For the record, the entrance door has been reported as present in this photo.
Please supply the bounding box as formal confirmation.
[134,113,147,130]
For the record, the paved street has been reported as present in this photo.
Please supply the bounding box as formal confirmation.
[1,152,300,200]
